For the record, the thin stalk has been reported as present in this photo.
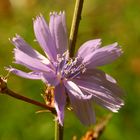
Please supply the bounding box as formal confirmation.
[55,119,64,140]
[69,0,84,57]
[6,88,56,114]
[54,1,84,139]
[0,77,56,114]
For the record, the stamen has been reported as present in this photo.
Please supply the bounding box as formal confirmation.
[56,53,86,80]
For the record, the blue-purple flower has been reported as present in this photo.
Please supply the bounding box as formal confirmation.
[7,12,124,126]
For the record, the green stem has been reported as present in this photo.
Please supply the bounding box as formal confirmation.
[54,0,84,139]
[55,119,64,140]
[69,0,84,57]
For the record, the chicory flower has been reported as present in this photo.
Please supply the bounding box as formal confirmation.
[7,12,124,126]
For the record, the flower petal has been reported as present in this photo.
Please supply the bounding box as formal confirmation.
[54,83,66,125]
[33,14,57,61]
[77,69,124,97]
[82,43,123,68]
[76,81,123,112]
[74,69,124,112]
[11,35,51,66]
[66,89,96,125]
[77,39,101,58]
[41,72,60,86]
[14,48,52,72]
[64,80,92,99]
[49,12,68,55]
[6,67,41,79]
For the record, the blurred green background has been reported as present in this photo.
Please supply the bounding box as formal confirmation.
[0,0,140,140]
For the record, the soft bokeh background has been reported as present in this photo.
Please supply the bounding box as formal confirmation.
[0,0,140,139]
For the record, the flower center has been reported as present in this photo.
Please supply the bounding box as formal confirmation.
[56,53,86,79]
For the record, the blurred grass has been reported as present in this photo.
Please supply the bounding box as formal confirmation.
[0,0,140,140]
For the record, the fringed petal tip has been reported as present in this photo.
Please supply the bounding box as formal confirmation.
[33,14,45,28]
[113,43,123,56]
[82,42,123,68]
[34,11,65,22]
[101,42,123,57]
[115,99,125,111]
[92,94,124,113]
[33,13,43,21]
[107,101,124,113]
[11,35,51,69]
[49,11,65,16]
[5,67,41,80]
[106,42,123,54]
[9,34,20,45]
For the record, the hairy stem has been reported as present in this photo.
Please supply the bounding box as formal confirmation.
[69,0,84,57]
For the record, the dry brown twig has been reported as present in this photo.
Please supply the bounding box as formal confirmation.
[73,113,112,140]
